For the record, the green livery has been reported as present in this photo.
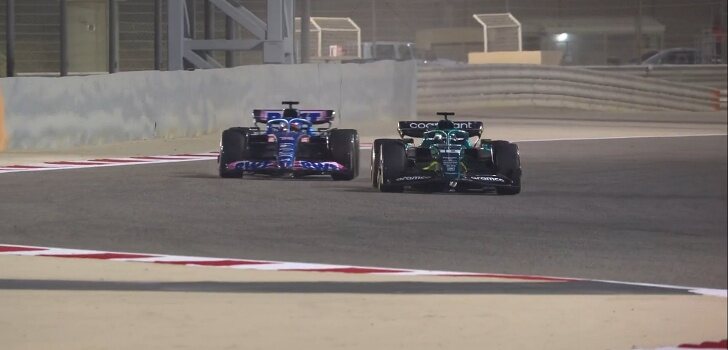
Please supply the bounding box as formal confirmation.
[372,112,521,194]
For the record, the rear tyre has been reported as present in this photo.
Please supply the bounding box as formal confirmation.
[492,141,521,195]
[370,139,400,188]
[219,127,248,178]
[329,129,360,181]
[377,141,406,193]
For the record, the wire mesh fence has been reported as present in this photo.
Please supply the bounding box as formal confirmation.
[295,17,360,61]
[473,13,522,52]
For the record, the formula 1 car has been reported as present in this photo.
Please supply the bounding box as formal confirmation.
[371,112,521,194]
[218,101,359,180]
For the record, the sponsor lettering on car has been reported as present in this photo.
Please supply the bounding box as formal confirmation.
[294,161,345,172]
[394,175,432,182]
[229,160,275,170]
[407,122,475,129]
[470,176,505,183]
[254,110,332,124]
[228,160,345,172]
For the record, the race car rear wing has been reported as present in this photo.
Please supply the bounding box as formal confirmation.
[253,109,335,125]
[397,121,484,138]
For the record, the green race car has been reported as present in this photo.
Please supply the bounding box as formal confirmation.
[371,112,521,194]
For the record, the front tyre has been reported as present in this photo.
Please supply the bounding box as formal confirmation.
[219,127,248,178]
[370,139,400,188]
[492,141,521,195]
[377,141,406,193]
[329,129,360,181]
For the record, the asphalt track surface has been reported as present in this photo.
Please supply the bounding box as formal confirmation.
[0,279,691,295]
[0,135,725,289]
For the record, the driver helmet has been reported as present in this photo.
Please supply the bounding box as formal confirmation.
[432,132,445,143]
[270,121,288,132]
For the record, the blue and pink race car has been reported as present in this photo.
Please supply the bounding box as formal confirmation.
[218,101,360,180]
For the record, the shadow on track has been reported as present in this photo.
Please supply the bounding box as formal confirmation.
[173,172,339,181]
[337,187,502,196]
[0,279,691,295]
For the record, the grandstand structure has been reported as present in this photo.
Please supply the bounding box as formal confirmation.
[0,0,725,74]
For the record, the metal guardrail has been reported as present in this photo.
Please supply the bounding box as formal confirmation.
[583,65,728,89]
[418,64,722,112]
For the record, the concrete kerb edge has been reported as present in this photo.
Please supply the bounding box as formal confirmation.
[0,243,725,297]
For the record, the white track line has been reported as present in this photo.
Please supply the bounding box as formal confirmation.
[0,243,725,297]
[0,153,219,174]
[0,243,588,282]
[592,279,728,298]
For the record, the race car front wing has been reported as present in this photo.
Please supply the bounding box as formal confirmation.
[226,160,347,174]
[386,173,516,188]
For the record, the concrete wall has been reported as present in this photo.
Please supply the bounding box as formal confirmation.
[418,64,721,113]
[0,61,416,150]
[585,65,728,90]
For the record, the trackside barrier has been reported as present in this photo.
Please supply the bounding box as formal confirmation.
[418,64,720,112]
[584,65,728,89]
[0,61,417,150]
[0,86,6,152]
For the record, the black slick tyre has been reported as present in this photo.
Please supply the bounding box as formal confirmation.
[492,140,521,195]
[377,141,406,193]
[219,127,248,178]
[370,139,394,188]
[329,129,360,181]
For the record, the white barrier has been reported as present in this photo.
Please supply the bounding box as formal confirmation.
[0,61,416,150]
[418,64,720,112]
[584,65,728,89]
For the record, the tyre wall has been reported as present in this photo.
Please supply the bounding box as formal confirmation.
[0,60,416,150]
